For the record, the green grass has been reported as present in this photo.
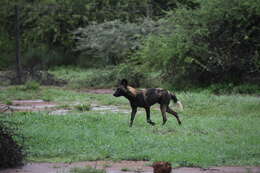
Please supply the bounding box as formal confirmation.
[22,80,41,91]
[0,87,260,167]
[0,86,127,107]
[48,66,117,89]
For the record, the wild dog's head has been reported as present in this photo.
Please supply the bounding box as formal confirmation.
[113,79,129,97]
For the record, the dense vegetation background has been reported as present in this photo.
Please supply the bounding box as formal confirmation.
[0,0,259,89]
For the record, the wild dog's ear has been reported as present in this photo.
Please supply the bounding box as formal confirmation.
[120,79,128,87]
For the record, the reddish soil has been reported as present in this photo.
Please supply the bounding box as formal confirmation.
[0,161,260,173]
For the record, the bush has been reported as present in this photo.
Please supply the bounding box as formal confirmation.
[135,0,260,86]
[0,120,26,168]
[74,19,158,66]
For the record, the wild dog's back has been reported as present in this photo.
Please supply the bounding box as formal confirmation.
[141,88,171,107]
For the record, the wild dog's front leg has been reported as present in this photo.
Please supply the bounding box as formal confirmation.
[129,106,137,127]
[145,107,155,126]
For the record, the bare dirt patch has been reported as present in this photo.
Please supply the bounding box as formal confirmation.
[0,161,260,173]
[1,100,57,113]
[10,100,57,111]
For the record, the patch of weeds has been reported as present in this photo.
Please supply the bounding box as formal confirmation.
[42,95,52,102]
[74,103,91,112]
[121,168,130,172]
[22,80,40,90]
[4,100,12,105]
[121,168,131,172]
[177,161,200,168]
[69,166,105,173]
[56,104,71,109]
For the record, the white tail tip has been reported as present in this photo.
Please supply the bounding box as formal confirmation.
[176,101,184,111]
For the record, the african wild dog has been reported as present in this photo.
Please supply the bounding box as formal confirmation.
[113,79,183,127]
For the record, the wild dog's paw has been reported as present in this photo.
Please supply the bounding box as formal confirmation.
[148,120,156,126]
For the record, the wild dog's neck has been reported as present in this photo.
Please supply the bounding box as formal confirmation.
[124,86,137,101]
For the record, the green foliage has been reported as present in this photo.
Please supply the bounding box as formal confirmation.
[136,0,260,86]
[1,0,260,87]
[0,0,195,69]
[5,100,13,105]
[0,120,26,168]
[74,20,158,66]
[22,46,65,71]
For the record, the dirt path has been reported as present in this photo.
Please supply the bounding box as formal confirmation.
[1,161,260,173]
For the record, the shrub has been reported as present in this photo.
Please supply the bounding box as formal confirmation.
[135,0,260,86]
[74,19,158,66]
[0,120,26,168]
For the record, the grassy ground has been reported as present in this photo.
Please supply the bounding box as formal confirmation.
[0,86,260,167]
[0,86,127,107]
[48,66,118,89]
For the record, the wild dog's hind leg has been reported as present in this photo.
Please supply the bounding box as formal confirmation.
[130,106,137,127]
[160,105,167,125]
[145,107,155,126]
[166,106,181,125]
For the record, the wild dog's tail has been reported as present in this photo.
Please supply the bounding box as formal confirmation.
[170,93,184,111]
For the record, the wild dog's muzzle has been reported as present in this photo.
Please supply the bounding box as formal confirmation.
[113,92,120,97]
